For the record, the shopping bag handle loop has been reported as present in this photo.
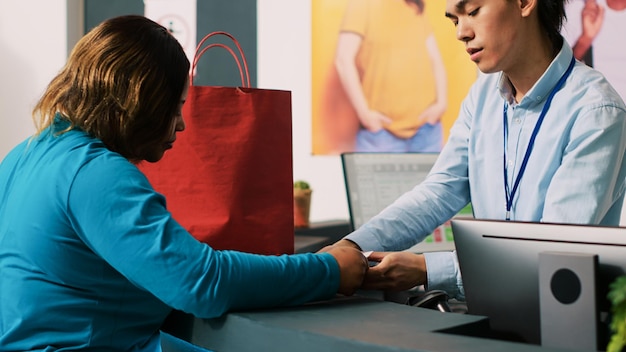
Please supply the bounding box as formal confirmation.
[191,31,251,88]
[193,44,246,86]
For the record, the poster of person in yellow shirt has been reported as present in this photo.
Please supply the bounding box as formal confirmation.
[312,0,477,155]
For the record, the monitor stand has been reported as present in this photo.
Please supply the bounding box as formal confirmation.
[538,251,600,351]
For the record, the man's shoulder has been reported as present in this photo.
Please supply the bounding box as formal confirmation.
[570,63,626,110]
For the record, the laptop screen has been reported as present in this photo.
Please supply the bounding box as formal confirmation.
[341,152,462,252]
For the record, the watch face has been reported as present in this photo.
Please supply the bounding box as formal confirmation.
[157,14,191,49]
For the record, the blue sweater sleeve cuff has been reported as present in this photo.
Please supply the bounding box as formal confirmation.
[318,252,341,294]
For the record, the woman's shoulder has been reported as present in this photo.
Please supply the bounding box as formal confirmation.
[35,127,141,185]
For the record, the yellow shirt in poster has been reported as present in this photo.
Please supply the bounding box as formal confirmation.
[340,0,436,138]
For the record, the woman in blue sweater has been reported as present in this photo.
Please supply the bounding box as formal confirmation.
[0,15,368,351]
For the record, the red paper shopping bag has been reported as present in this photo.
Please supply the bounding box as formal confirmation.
[139,32,294,255]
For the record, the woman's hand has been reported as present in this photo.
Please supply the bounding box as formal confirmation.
[320,245,368,296]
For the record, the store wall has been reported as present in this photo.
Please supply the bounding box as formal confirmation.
[0,0,81,165]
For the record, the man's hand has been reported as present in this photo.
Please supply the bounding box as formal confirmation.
[361,251,427,291]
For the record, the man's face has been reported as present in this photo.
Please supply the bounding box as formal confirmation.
[445,0,523,74]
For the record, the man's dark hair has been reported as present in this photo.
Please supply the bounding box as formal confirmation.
[537,0,568,50]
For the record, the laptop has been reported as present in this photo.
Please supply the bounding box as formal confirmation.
[451,218,625,347]
[341,152,463,253]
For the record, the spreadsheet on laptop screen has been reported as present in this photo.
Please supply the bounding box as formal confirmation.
[342,153,438,229]
[341,152,471,252]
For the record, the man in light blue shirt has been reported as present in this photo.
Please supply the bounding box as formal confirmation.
[333,0,626,300]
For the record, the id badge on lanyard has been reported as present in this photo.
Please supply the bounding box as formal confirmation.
[503,56,576,220]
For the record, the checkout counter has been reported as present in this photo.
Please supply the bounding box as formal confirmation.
[162,295,571,352]
[160,220,576,352]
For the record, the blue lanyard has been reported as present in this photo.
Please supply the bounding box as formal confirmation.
[503,56,576,221]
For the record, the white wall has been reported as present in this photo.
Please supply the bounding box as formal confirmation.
[0,0,82,160]
[257,0,349,222]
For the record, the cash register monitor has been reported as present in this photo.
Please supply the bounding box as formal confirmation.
[451,219,626,346]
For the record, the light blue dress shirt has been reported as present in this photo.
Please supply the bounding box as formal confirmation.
[0,119,340,351]
[345,39,626,300]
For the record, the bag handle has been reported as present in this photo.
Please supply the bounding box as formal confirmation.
[191,31,251,88]
[193,43,247,86]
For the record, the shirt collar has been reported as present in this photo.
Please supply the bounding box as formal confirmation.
[497,38,575,108]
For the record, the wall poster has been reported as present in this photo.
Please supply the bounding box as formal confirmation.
[311,0,477,155]
[562,0,626,100]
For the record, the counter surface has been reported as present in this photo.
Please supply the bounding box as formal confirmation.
[165,295,573,352]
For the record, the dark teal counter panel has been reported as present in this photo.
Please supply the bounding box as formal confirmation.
[164,296,572,352]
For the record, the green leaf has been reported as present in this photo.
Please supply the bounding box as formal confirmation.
[294,180,310,190]
[607,275,626,352]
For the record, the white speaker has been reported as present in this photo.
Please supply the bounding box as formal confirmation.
[538,251,598,351]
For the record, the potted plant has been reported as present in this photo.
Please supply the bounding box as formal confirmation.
[293,180,312,228]
[608,275,626,352]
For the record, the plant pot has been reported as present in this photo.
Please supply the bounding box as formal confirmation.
[293,188,312,228]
